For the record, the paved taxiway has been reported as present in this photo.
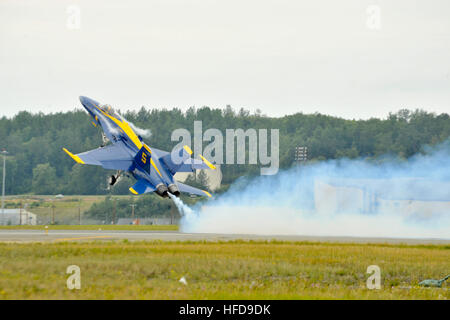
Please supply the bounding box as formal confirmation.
[0,229,448,244]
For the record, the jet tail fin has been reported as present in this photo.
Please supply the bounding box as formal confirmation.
[161,145,193,174]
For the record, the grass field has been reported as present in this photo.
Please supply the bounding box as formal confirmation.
[2,195,108,224]
[0,240,448,299]
[0,225,178,231]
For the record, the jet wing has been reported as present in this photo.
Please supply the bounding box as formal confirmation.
[177,182,212,198]
[63,144,134,171]
[151,147,169,157]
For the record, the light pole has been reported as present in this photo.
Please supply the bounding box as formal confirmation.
[1,149,8,218]
[130,204,136,220]
[51,199,55,225]
[112,198,116,225]
[78,197,81,225]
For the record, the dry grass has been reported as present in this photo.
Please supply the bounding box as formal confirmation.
[0,240,448,300]
[0,225,178,231]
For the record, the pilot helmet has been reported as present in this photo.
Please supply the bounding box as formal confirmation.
[103,104,113,113]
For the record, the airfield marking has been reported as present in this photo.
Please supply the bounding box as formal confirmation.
[53,235,112,242]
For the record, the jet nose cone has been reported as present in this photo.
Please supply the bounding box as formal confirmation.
[79,96,100,110]
[79,96,92,105]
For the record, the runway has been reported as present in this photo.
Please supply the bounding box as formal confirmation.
[0,229,448,244]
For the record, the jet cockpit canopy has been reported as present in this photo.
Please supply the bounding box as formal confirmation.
[100,104,118,117]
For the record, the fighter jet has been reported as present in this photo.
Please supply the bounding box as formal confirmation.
[63,96,215,198]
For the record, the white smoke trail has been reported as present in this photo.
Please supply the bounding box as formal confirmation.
[117,113,152,138]
[169,193,195,217]
[128,121,152,138]
[96,112,120,135]
[174,140,450,239]
[96,109,151,142]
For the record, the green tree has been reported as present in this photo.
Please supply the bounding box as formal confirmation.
[184,171,210,191]
[32,163,57,195]
[0,107,448,196]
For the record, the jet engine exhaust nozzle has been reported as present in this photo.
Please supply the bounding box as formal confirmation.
[156,184,169,198]
[168,184,180,197]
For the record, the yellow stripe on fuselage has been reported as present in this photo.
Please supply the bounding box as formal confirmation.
[96,107,143,150]
[143,144,152,154]
[150,158,162,177]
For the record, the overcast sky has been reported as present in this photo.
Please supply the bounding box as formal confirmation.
[1,0,449,119]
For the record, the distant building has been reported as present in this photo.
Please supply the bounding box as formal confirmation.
[0,209,37,225]
[174,164,223,191]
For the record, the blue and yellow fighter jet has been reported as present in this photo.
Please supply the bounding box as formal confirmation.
[63,96,215,198]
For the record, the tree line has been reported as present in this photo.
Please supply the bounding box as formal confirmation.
[0,106,449,197]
